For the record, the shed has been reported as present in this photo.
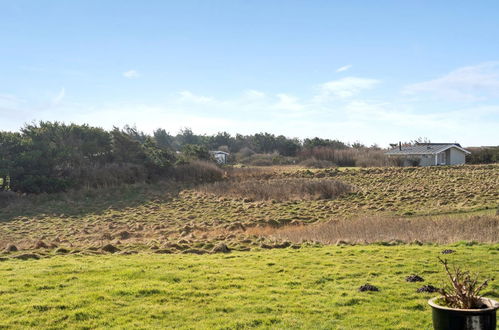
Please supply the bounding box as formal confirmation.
[210,151,229,164]
[385,143,470,166]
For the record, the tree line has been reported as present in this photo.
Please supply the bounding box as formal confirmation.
[0,122,366,193]
[1,122,496,193]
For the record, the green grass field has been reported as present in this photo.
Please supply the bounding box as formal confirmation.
[1,244,498,329]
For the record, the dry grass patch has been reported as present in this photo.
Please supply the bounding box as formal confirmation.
[197,178,354,201]
[251,215,499,244]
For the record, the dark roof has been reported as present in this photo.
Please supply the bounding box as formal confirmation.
[385,143,470,155]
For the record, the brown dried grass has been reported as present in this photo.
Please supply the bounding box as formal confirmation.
[197,178,354,201]
[249,215,499,244]
[298,147,400,167]
[170,160,224,183]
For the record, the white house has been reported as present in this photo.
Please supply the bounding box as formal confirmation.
[385,143,470,166]
[210,151,229,164]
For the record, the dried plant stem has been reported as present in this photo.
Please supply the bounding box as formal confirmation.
[437,257,490,309]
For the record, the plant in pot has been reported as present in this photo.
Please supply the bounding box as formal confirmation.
[428,257,498,330]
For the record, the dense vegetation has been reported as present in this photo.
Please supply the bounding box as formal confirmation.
[1,122,497,194]
[0,123,175,193]
[0,122,396,193]
[466,146,499,164]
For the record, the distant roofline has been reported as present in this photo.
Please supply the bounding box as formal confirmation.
[210,150,230,155]
[386,143,470,155]
[415,142,462,147]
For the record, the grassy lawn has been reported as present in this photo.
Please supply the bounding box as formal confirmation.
[1,244,498,329]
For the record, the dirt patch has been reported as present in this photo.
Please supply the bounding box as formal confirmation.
[117,231,131,239]
[55,248,70,254]
[405,275,424,282]
[359,284,379,292]
[12,253,40,260]
[212,243,230,253]
[4,244,18,252]
[154,249,174,254]
[101,244,120,253]
[182,249,208,255]
[34,241,49,249]
[416,285,439,293]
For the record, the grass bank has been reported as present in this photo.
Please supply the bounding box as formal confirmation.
[0,245,498,329]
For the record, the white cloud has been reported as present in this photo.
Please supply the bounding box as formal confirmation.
[403,62,499,101]
[315,77,380,101]
[2,69,497,147]
[52,88,65,106]
[178,90,214,104]
[243,89,266,99]
[273,93,304,111]
[344,100,448,128]
[123,69,140,79]
[336,64,352,72]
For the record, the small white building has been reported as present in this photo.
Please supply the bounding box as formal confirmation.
[385,143,470,166]
[210,151,229,164]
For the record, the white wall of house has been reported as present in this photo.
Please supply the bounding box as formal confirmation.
[449,147,466,165]
[213,153,228,164]
[419,154,435,166]
[406,149,466,166]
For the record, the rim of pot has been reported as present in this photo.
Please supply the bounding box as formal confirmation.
[428,296,499,313]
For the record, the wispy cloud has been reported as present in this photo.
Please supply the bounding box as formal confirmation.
[403,62,499,101]
[178,90,214,104]
[52,87,65,106]
[123,69,140,79]
[315,77,380,101]
[243,89,266,99]
[336,64,352,72]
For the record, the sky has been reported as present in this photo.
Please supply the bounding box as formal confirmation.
[1,1,499,147]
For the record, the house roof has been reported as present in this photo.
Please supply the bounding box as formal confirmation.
[385,143,471,156]
[210,150,229,155]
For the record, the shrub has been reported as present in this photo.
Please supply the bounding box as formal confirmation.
[239,152,297,166]
[466,146,499,164]
[298,147,398,167]
[225,167,274,180]
[180,144,211,161]
[2,123,176,193]
[235,147,255,160]
[298,147,356,166]
[70,163,149,188]
[298,158,337,169]
[171,161,224,183]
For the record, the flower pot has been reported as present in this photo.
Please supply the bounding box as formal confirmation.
[428,297,499,330]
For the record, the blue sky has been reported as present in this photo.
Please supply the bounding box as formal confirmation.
[1,1,498,146]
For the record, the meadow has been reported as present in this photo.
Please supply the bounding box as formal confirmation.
[0,164,498,329]
[1,164,497,252]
